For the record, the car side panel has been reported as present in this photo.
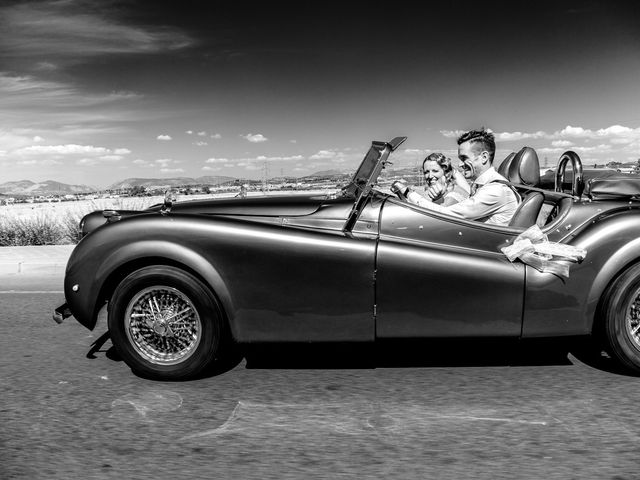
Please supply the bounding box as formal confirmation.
[376,201,525,337]
[64,214,376,342]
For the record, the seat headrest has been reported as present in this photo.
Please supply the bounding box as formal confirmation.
[507,147,540,186]
[497,152,515,178]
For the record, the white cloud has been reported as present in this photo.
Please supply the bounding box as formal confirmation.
[133,159,148,165]
[254,155,304,162]
[242,133,268,143]
[155,158,175,166]
[573,144,612,153]
[495,131,547,141]
[17,158,62,166]
[537,147,565,155]
[440,130,465,139]
[308,149,357,165]
[610,138,635,145]
[6,143,132,168]
[157,134,172,141]
[185,130,193,135]
[551,140,573,147]
[211,133,222,139]
[98,155,124,162]
[15,144,108,155]
[0,128,42,151]
[556,126,590,138]
[160,168,184,173]
[0,74,141,109]
[34,61,58,71]
[194,141,208,146]
[290,139,297,144]
[310,150,337,160]
[206,157,230,163]
[197,131,207,136]
[242,164,262,171]
[33,135,44,142]
[596,125,633,136]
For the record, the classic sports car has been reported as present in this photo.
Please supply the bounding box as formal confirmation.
[54,137,640,379]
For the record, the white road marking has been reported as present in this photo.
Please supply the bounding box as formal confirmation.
[0,290,64,294]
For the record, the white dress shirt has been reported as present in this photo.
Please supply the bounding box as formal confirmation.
[406,167,519,226]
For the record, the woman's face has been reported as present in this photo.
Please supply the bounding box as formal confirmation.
[423,160,445,186]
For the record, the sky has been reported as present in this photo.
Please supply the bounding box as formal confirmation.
[1,0,640,188]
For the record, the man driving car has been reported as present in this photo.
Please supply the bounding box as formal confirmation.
[392,128,519,226]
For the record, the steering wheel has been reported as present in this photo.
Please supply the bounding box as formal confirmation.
[555,151,584,197]
[390,182,408,201]
[395,189,407,202]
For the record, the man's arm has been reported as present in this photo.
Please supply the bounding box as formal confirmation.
[408,184,509,220]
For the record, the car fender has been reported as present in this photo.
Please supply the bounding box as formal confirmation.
[65,217,240,332]
[523,210,640,337]
[572,211,640,331]
[100,240,234,319]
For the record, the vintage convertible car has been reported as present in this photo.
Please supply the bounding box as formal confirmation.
[54,137,640,379]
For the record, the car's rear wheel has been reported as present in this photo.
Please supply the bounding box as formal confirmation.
[108,266,227,380]
[601,263,640,374]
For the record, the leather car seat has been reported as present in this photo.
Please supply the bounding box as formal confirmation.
[504,147,544,228]
[508,192,545,228]
[497,152,515,178]
[506,147,541,187]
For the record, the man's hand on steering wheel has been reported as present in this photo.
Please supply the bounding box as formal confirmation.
[391,181,409,201]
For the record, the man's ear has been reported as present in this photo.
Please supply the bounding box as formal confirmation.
[480,151,490,165]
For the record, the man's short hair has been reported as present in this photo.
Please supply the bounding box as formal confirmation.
[457,128,496,163]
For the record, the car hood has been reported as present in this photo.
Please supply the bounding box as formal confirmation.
[148,193,335,217]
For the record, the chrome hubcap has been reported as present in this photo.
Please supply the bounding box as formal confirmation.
[626,288,640,350]
[124,286,201,365]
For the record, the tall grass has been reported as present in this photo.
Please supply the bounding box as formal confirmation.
[0,212,84,246]
[0,197,158,246]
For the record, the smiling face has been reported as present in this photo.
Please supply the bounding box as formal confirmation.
[423,160,446,186]
[458,140,490,180]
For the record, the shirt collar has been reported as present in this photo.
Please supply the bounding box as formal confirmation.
[473,166,499,186]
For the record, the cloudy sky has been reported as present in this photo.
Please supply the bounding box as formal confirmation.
[1,0,639,187]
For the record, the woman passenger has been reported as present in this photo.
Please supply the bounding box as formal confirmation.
[412,152,470,207]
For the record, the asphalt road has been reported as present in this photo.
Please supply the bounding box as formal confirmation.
[1,273,640,479]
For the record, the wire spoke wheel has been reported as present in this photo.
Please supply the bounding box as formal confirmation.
[109,266,229,379]
[125,286,202,365]
[625,288,640,351]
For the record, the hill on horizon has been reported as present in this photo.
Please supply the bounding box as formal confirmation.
[0,180,95,196]
[108,175,237,190]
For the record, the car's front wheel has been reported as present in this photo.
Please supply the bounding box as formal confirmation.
[602,263,640,374]
[108,266,227,380]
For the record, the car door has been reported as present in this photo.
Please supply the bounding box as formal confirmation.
[375,199,525,338]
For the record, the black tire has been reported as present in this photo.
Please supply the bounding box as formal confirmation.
[108,265,227,380]
[601,263,640,374]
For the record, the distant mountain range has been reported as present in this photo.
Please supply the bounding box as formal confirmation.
[0,180,94,196]
[107,175,236,190]
[0,171,349,196]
